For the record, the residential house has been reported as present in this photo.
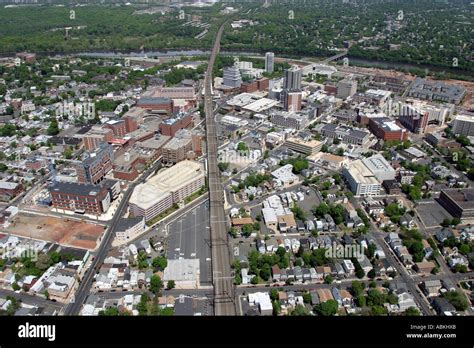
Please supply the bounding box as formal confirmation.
[423,280,442,297]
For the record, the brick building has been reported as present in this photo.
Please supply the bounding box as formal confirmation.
[159,113,193,137]
[76,142,114,184]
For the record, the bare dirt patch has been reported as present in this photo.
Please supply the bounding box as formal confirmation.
[5,214,105,250]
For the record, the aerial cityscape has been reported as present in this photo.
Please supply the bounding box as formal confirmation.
[0,0,473,340]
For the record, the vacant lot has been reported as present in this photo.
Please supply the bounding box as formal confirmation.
[6,214,105,250]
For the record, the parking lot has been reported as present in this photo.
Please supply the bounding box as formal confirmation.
[166,201,212,284]
[415,200,453,228]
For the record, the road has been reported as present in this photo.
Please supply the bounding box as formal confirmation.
[0,288,63,315]
[63,160,162,315]
[350,198,435,315]
[204,20,236,315]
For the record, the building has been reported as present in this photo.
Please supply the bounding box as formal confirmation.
[407,78,466,104]
[222,66,242,88]
[159,113,193,137]
[343,160,381,196]
[398,105,429,134]
[129,160,205,222]
[49,180,118,215]
[337,79,357,99]
[136,97,173,114]
[438,188,474,219]
[115,217,146,243]
[103,120,128,138]
[285,137,323,155]
[398,100,450,129]
[271,164,299,187]
[352,89,391,108]
[283,66,302,90]
[75,142,114,184]
[270,112,308,130]
[248,292,273,316]
[368,117,408,141]
[320,124,370,146]
[265,52,274,73]
[362,154,396,182]
[161,134,193,164]
[282,89,302,112]
[144,86,196,102]
[0,181,23,200]
[452,114,474,136]
[81,127,114,151]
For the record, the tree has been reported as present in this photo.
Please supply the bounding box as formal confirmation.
[355,267,365,279]
[166,280,175,290]
[405,307,420,316]
[218,162,229,172]
[160,307,174,316]
[150,275,163,294]
[99,307,120,316]
[64,147,74,159]
[137,293,150,315]
[351,280,365,297]
[152,256,167,270]
[291,204,306,220]
[303,292,312,304]
[291,304,310,316]
[137,251,149,269]
[313,202,330,217]
[270,289,279,301]
[35,253,51,271]
[314,299,338,316]
[371,305,388,315]
[47,117,60,135]
[324,275,333,284]
[259,263,271,281]
[241,224,253,237]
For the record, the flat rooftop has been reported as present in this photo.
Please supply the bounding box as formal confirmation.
[441,188,474,210]
[286,137,322,148]
[129,160,204,210]
[346,160,379,185]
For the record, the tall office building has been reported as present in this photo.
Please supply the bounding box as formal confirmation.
[283,66,302,90]
[265,52,275,74]
[282,89,302,112]
[222,66,242,88]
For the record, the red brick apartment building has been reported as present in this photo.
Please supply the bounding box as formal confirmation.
[49,182,110,215]
[368,117,408,141]
[159,113,194,137]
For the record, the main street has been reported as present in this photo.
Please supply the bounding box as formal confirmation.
[63,160,163,315]
[204,21,236,315]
